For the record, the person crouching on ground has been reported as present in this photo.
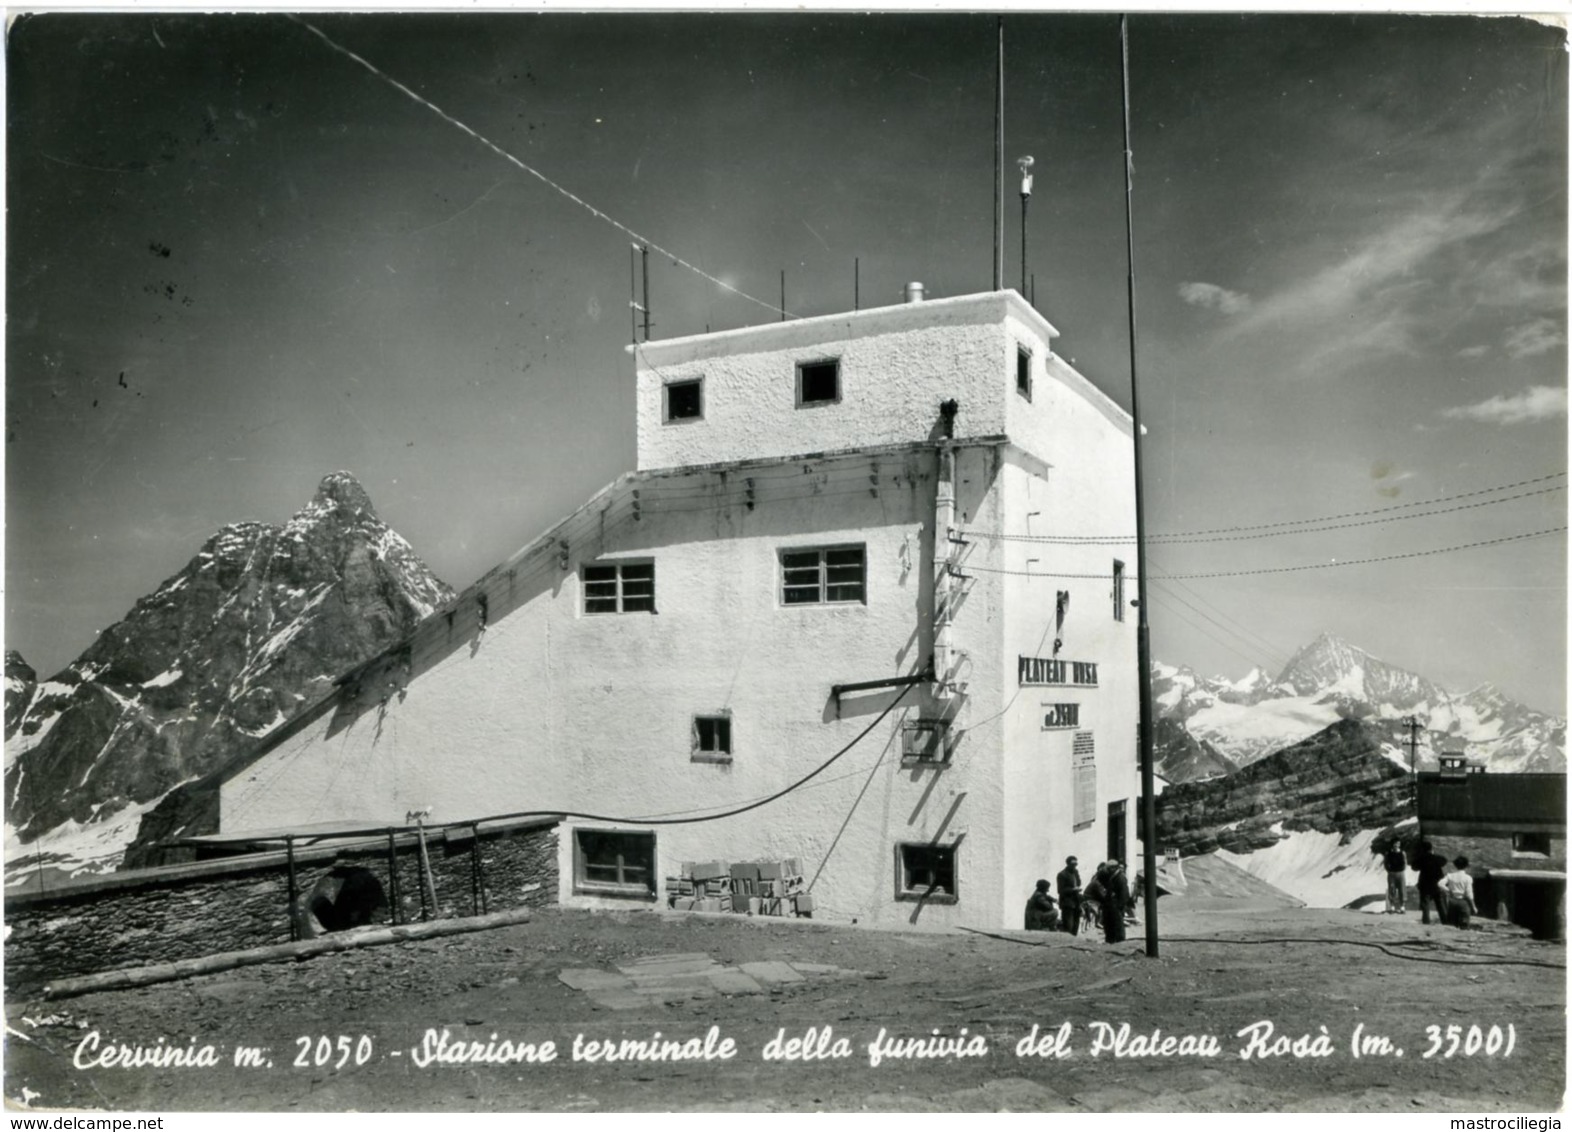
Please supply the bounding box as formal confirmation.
[1415,840,1448,925]
[1382,839,1408,914]
[1439,856,1478,929]
[1024,879,1059,931]
[1056,856,1083,935]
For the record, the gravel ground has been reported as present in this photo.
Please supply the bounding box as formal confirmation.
[5,902,1564,1113]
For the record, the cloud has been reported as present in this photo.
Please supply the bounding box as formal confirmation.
[1457,344,1490,358]
[1178,281,1251,315]
[1503,318,1565,360]
[1441,385,1568,426]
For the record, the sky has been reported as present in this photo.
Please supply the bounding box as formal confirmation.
[6,10,1567,712]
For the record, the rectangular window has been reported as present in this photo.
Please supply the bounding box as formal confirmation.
[1073,731,1096,829]
[897,842,958,902]
[902,719,952,762]
[573,829,656,897]
[1113,560,1126,622]
[583,561,655,614]
[797,359,841,406]
[693,714,732,761]
[781,545,866,605]
[1016,346,1033,400]
[1513,832,1552,856]
[664,378,703,422]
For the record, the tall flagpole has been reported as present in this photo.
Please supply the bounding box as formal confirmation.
[1121,14,1160,960]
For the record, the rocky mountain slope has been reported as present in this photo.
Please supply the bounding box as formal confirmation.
[1154,717,1414,858]
[4,472,454,881]
[1153,633,1564,782]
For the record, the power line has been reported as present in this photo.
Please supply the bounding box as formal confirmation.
[288,16,789,321]
[967,525,1566,580]
[963,472,1567,545]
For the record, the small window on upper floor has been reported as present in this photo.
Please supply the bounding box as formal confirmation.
[583,560,655,614]
[1113,560,1126,622]
[797,359,841,407]
[665,378,703,422]
[1513,832,1552,857]
[1017,346,1033,400]
[693,714,733,761]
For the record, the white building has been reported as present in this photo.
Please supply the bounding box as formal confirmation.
[219,289,1142,931]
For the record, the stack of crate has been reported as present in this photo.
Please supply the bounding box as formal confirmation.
[665,858,813,916]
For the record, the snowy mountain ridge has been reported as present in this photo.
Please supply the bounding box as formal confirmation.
[1153,632,1564,781]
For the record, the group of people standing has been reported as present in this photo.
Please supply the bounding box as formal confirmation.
[1381,838,1478,928]
[1024,856,1134,943]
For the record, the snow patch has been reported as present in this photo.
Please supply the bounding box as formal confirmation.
[141,668,183,689]
[1216,828,1398,908]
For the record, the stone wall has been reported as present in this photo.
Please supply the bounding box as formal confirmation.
[4,821,557,995]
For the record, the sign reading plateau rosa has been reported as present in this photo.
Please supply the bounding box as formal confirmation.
[1017,656,1098,688]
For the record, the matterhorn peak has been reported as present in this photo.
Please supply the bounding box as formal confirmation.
[311,471,376,517]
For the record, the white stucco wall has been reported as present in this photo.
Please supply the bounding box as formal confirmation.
[223,447,1013,930]
[634,293,1059,471]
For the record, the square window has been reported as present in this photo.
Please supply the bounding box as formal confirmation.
[902,719,952,762]
[574,829,656,897]
[781,545,866,605]
[897,842,958,902]
[583,561,655,614]
[1113,560,1126,622]
[665,378,703,422]
[797,359,841,406]
[694,714,732,760]
[1016,346,1033,400]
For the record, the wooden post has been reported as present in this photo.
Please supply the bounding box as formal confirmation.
[415,816,438,920]
[285,836,299,942]
[465,823,484,918]
[386,828,401,926]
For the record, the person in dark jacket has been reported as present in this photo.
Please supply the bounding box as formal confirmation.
[1024,879,1059,931]
[1382,840,1408,914]
[1414,840,1448,925]
[1103,861,1131,943]
[1056,856,1083,935]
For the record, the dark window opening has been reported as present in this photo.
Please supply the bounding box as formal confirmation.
[1017,346,1033,400]
[1513,832,1552,856]
[797,360,841,406]
[898,843,957,902]
[574,829,656,897]
[902,719,952,762]
[1113,560,1126,622]
[782,545,866,605]
[694,715,732,759]
[665,379,703,421]
[584,561,655,614]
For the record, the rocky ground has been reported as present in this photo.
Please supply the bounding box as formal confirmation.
[5,901,1563,1113]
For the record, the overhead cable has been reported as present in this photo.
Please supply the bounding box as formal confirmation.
[966,525,1566,580]
[963,471,1567,545]
[289,16,790,320]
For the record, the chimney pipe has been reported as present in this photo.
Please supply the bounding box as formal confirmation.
[905,281,926,304]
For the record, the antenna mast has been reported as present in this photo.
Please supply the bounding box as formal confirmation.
[1121,14,1160,961]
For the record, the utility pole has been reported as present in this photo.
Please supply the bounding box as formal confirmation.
[1407,715,1422,833]
[1120,15,1160,960]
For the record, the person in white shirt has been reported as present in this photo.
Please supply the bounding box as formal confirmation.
[1438,856,1477,929]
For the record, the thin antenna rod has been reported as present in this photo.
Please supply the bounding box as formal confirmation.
[1121,14,1160,961]
[780,270,786,322]
[641,244,651,342]
[855,257,860,311]
[629,244,638,346]
[994,16,1004,291]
